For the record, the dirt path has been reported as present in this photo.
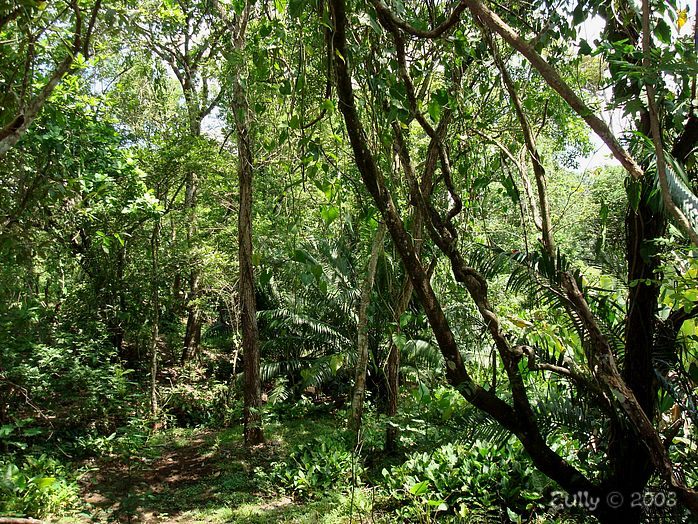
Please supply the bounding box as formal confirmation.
[78,430,275,523]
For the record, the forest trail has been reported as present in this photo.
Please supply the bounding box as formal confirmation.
[69,420,349,524]
[76,429,287,523]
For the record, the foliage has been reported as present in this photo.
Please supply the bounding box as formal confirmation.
[1,330,134,434]
[258,435,363,500]
[1,0,698,521]
[0,454,81,518]
[380,440,551,522]
[160,364,233,427]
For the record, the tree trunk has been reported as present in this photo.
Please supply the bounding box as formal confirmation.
[237,112,263,444]
[150,218,161,417]
[350,223,386,436]
[232,17,263,445]
[181,143,202,365]
[385,277,411,452]
[605,133,663,520]
[382,113,435,452]
[598,8,664,513]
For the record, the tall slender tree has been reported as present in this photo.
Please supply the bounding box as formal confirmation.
[350,222,386,435]
[221,0,264,446]
[131,0,227,364]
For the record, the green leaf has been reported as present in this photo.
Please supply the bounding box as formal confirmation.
[572,3,586,25]
[260,23,273,38]
[626,179,641,211]
[289,0,304,18]
[578,39,592,55]
[34,477,56,490]
[506,507,521,523]
[427,99,441,121]
[321,206,339,225]
[655,19,672,44]
[391,332,407,349]
[329,354,343,374]
[412,382,431,404]
[689,362,698,384]
[259,268,273,287]
[279,80,292,96]
[409,480,429,496]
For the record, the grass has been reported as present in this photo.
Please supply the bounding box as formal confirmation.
[61,406,374,523]
[46,402,602,523]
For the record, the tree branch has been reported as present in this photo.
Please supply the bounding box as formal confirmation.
[641,0,698,245]
[371,0,468,39]
[485,30,555,256]
[464,0,644,180]
[0,0,98,157]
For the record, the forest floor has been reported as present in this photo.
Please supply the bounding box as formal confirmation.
[62,416,367,524]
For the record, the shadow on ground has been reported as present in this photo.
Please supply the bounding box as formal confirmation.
[79,429,291,523]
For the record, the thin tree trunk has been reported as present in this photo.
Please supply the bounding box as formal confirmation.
[231,5,262,445]
[150,218,161,417]
[350,223,386,436]
[237,95,263,444]
[384,121,433,452]
[181,113,202,365]
[472,129,542,233]
[385,277,411,452]
[487,35,555,256]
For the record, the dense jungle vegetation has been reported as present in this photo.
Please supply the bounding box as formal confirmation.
[2,0,698,522]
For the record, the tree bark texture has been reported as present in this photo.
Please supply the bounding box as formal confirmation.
[232,7,263,445]
[150,218,161,416]
[350,223,386,436]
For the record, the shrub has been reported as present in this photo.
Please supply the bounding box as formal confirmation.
[160,365,231,426]
[1,332,133,434]
[258,435,363,500]
[381,440,550,522]
[0,454,80,518]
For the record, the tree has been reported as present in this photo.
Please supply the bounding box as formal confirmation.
[221,0,264,446]
[350,222,386,435]
[0,0,101,157]
[330,0,698,520]
[130,0,228,363]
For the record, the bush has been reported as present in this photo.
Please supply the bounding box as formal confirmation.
[1,331,133,434]
[258,435,363,500]
[380,440,550,522]
[160,365,231,427]
[0,454,80,518]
